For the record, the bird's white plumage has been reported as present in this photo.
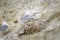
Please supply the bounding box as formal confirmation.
[25,10,32,16]
[2,21,8,25]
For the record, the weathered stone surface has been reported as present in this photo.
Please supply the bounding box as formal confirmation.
[0,0,60,40]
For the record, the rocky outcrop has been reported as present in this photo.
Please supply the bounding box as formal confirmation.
[0,0,60,40]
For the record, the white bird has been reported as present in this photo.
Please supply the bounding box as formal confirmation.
[20,11,39,22]
[0,21,8,31]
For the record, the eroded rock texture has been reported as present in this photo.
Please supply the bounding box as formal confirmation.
[0,0,60,40]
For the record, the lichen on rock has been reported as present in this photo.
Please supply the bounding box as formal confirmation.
[0,0,60,40]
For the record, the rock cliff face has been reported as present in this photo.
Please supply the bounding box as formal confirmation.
[0,0,60,40]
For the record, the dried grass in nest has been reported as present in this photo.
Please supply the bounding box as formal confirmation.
[19,19,47,36]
